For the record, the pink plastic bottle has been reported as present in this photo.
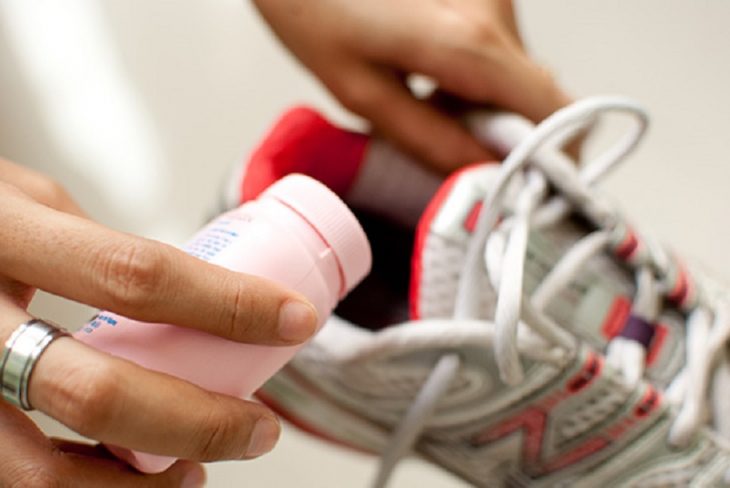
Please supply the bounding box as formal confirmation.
[74,174,371,473]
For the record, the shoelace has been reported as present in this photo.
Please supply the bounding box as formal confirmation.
[372,96,730,487]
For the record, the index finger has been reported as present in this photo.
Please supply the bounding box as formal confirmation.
[368,12,570,124]
[0,182,317,346]
[334,64,494,171]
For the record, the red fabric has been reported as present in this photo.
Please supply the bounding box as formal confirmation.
[646,323,668,366]
[601,295,632,339]
[463,201,484,233]
[241,106,369,202]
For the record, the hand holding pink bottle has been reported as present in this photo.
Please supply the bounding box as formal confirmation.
[74,174,372,473]
[0,159,375,487]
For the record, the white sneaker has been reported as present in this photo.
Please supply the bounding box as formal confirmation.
[225,99,730,487]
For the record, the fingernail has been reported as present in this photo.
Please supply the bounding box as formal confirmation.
[181,464,206,488]
[246,417,280,458]
[278,300,317,342]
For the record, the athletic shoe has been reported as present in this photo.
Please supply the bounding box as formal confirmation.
[224,99,730,487]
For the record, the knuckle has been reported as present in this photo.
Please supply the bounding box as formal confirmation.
[96,240,166,310]
[535,64,561,95]
[193,396,242,461]
[462,17,501,46]
[50,361,119,439]
[222,278,265,341]
[440,12,505,59]
[33,176,69,210]
[335,80,379,114]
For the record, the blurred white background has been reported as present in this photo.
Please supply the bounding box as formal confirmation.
[1,1,730,486]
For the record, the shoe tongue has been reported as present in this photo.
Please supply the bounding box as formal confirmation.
[237,105,443,227]
[409,164,686,388]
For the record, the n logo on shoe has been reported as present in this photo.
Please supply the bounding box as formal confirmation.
[470,353,663,478]
[464,201,484,233]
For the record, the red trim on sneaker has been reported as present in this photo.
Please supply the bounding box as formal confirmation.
[566,352,602,393]
[463,201,484,233]
[667,263,690,306]
[634,386,661,418]
[601,295,632,339]
[409,164,491,320]
[614,228,639,261]
[645,323,668,367]
[241,106,369,202]
[473,353,661,476]
[470,355,609,476]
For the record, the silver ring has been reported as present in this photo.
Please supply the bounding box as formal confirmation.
[1,319,69,411]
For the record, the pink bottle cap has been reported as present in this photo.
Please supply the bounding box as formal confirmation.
[262,174,371,297]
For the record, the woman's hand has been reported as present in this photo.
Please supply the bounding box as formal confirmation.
[253,0,570,172]
[0,159,318,487]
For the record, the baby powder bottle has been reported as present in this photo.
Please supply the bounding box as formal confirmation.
[74,174,371,473]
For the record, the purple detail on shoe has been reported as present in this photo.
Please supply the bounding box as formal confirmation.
[619,315,655,349]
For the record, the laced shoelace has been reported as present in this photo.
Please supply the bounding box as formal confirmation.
[371,96,730,487]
